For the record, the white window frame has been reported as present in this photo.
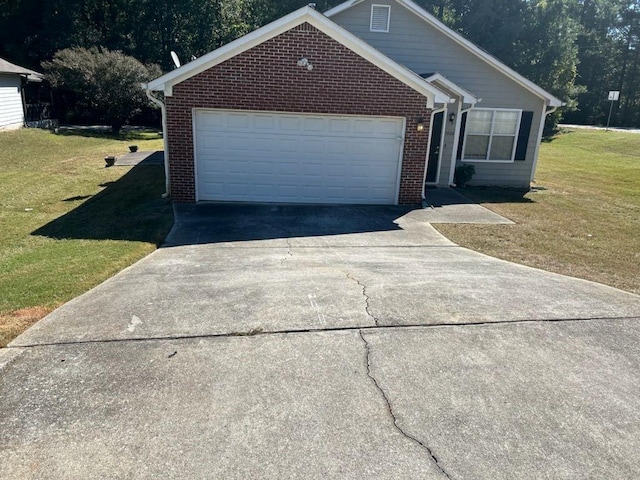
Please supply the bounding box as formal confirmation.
[461,108,522,163]
[370,4,391,33]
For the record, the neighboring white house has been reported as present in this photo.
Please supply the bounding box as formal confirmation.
[0,57,43,130]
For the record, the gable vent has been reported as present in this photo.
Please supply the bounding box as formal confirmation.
[370,5,391,32]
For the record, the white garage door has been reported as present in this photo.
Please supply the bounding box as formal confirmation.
[194,110,405,204]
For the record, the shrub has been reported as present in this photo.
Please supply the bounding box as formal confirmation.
[454,164,476,187]
[43,47,162,133]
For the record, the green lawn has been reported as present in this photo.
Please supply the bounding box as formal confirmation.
[0,128,173,346]
[2,127,638,347]
[436,128,640,295]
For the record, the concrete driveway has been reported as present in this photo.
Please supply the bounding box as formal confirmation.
[2,204,640,479]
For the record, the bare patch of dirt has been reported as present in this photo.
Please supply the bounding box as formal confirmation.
[0,306,54,348]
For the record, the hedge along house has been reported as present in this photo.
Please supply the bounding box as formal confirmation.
[144,2,562,205]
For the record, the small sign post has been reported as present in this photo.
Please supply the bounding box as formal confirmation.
[606,91,620,131]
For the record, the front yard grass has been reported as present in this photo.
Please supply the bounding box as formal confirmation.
[436,128,640,295]
[2,127,638,347]
[0,128,173,347]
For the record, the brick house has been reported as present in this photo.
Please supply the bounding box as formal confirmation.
[144,2,562,205]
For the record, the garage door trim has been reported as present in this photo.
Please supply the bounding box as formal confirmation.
[192,108,406,204]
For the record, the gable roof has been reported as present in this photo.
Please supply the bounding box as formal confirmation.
[325,0,564,107]
[144,6,450,108]
[421,73,478,105]
[0,57,44,82]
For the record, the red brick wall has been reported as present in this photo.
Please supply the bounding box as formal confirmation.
[166,22,432,203]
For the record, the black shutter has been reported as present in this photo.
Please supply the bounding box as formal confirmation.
[514,111,534,161]
[456,112,468,160]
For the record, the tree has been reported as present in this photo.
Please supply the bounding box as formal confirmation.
[6,0,639,128]
[43,47,161,133]
[424,0,581,131]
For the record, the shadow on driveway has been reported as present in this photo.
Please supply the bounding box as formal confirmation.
[165,203,416,246]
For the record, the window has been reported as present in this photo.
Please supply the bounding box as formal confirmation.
[462,109,522,162]
[370,5,391,32]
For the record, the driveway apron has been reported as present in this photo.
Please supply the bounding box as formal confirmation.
[2,204,640,479]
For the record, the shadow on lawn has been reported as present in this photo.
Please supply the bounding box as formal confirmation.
[32,164,173,246]
[456,186,536,205]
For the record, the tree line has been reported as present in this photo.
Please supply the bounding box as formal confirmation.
[1,0,638,127]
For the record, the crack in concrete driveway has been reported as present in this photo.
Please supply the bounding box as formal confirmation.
[2,204,640,479]
[346,273,380,327]
[359,330,453,479]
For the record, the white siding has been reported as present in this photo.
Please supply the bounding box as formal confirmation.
[0,74,24,130]
[332,0,547,188]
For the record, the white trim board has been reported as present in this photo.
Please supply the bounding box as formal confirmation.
[423,73,479,106]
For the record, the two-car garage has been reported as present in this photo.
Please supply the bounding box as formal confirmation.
[194,110,406,205]
[151,8,439,204]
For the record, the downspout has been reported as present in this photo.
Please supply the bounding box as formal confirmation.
[144,86,170,198]
[20,75,28,127]
[421,103,448,202]
[447,103,474,187]
[530,104,559,183]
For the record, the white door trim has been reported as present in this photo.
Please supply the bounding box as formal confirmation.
[425,110,447,185]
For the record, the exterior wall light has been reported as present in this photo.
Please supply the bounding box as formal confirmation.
[417,118,425,131]
[297,57,314,71]
[449,113,456,123]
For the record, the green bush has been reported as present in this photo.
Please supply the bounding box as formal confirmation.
[454,164,476,187]
[43,47,161,133]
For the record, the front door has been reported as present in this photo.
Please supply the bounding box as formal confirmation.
[426,111,444,184]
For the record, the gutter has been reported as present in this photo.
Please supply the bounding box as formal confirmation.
[421,103,448,202]
[143,86,170,198]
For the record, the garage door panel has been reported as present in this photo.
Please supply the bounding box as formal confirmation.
[253,137,280,152]
[303,117,326,132]
[354,119,377,134]
[279,138,302,153]
[198,113,226,129]
[377,119,404,135]
[253,162,277,174]
[253,115,276,130]
[328,119,350,132]
[305,138,326,151]
[195,110,404,204]
[278,116,302,131]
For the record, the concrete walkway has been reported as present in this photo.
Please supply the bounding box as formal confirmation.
[2,204,640,479]
[113,150,164,166]
[422,188,514,224]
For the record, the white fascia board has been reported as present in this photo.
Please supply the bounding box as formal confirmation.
[324,0,365,17]
[145,5,450,106]
[327,0,564,107]
[424,73,478,104]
